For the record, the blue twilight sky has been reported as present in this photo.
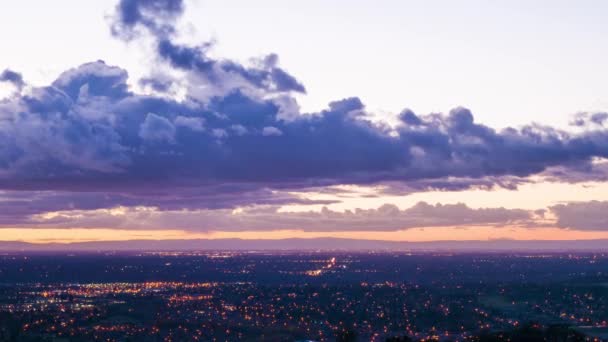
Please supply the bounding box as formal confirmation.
[1,0,608,242]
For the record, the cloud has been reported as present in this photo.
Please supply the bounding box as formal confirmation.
[139,112,176,142]
[571,112,608,127]
[110,0,185,40]
[0,69,24,90]
[262,126,283,136]
[112,0,306,96]
[0,60,607,217]
[539,159,608,183]
[155,40,306,95]
[0,0,607,224]
[0,188,337,226]
[174,115,204,131]
[550,201,608,231]
[25,201,534,232]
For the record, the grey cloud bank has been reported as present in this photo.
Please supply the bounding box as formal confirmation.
[13,200,602,233]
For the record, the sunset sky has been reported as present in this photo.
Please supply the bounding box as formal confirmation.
[1,0,608,244]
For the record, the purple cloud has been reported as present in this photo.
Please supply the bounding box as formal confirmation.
[0,0,607,225]
[24,201,533,232]
[0,69,24,90]
[0,188,336,226]
[0,59,607,217]
[111,0,184,40]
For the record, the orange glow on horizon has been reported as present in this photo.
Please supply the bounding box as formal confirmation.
[2,226,608,244]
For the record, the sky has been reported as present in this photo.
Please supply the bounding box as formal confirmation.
[1,0,608,244]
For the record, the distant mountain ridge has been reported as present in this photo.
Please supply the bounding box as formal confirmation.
[1,238,608,252]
